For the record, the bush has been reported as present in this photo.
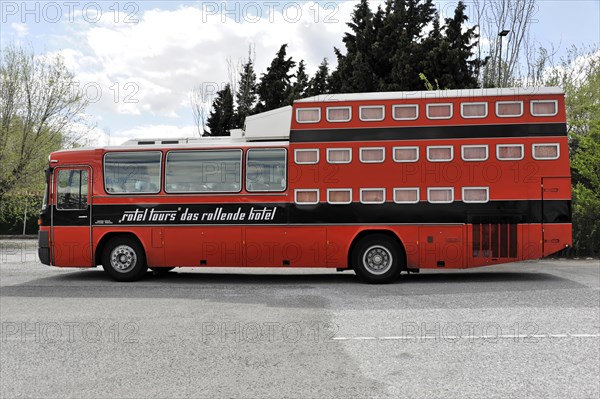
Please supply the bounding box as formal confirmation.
[0,192,43,235]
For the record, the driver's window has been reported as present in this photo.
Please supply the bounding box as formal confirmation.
[57,169,88,210]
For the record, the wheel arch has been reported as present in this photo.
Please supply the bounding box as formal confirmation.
[347,229,407,270]
[94,232,146,266]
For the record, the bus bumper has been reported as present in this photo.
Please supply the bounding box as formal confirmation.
[38,230,50,265]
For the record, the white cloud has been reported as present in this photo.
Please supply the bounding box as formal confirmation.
[55,2,353,122]
[11,22,28,37]
[10,2,357,143]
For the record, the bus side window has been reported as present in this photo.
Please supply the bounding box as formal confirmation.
[246,148,287,193]
[165,150,242,193]
[104,151,162,194]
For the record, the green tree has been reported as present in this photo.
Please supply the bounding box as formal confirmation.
[306,58,331,97]
[383,0,437,91]
[288,59,309,102]
[556,49,600,255]
[440,2,483,88]
[255,44,296,112]
[207,84,234,136]
[420,3,485,90]
[234,55,257,128]
[331,0,484,92]
[330,0,377,92]
[535,46,600,255]
[571,121,600,256]
[0,44,89,203]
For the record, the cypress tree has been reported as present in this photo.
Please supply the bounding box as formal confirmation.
[306,58,331,96]
[385,0,437,91]
[234,55,257,128]
[440,1,483,88]
[207,84,234,136]
[329,0,485,92]
[288,59,309,102]
[333,0,374,93]
[255,44,296,112]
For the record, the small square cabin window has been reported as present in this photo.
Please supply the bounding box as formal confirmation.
[392,105,418,120]
[531,100,558,116]
[496,101,523,117]
[426,103,453,119]
[393,147,419,163]
[360,189,385,204]
[295,189,319,205]
[296,108,321,123]
[295,149,319,164]
[327,148,352,164]
[427,146,453,162]
[327,189,352,204]
[462,187,489,203]
[461,102,488,118]
[532,144,560,160]
[428,187,454,203]
[497,144,524,160]
[360,147,385,163]
[327,107,352,122]
[394,188,419,204]
[360,106,385,121]
[462,145,488,161]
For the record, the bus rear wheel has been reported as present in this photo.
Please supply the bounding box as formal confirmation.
[102,236,148,282]
[352,234,403,284]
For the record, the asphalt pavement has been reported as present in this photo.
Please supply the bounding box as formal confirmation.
[1,239,599,399]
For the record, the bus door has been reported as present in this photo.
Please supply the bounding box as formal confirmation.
[541,177,572,256]
[51,166,93,266]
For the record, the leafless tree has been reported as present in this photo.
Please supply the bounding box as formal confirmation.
[190,84,212,136]
[191,45,256,135]
[0,44,90,200]
[473,0,537,87]
[226,56,242,97]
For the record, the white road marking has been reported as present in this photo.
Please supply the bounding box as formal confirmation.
[332,333,600,341]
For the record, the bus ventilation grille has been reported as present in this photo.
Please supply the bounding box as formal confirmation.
[472,223,518,258]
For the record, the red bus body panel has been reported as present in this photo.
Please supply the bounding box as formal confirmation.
[40,89,572,271]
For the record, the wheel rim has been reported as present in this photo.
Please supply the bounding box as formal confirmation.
[110,245,137,273]
[362,245,393,275]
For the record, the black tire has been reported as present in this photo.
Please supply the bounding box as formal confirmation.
[351,234,404,284]
[150,267,175,275]
[102,236,148,282]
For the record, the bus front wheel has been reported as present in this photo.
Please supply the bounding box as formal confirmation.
[102,236,148,282]
[352,234,403,284]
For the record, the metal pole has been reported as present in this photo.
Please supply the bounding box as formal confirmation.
[498,36,503,87]
[23,199,27,235]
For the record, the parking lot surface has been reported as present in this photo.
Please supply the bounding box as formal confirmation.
[1,239,599,398]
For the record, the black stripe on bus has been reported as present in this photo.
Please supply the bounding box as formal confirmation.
[45,200,571,226]
[290,123,567,143]
[288,200,570,224]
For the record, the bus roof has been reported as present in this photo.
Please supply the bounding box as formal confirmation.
[51,140,289,154]
[294,87,564,103]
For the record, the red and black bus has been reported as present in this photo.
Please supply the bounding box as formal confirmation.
[38,87,572,283]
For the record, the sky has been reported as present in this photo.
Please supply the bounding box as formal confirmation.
[1,0,598,145]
